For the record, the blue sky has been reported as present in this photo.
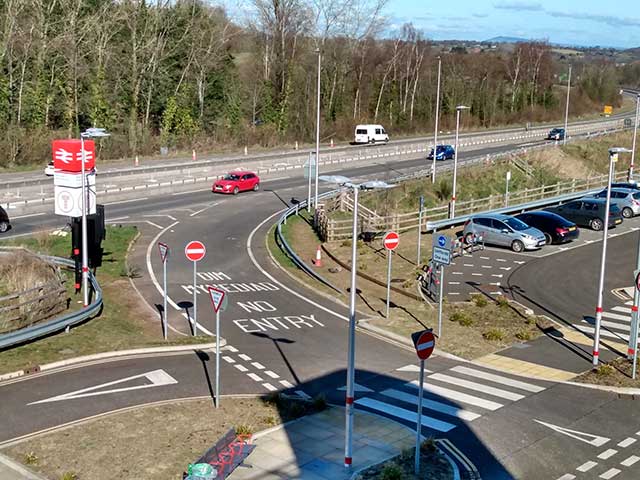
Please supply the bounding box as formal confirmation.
[386,0,640,48]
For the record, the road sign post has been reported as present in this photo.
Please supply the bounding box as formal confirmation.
[185,241,206,336]
[432,234,451,337]
[632,266,640,379]
[417,196,424,265]
[158,242,169,340]
[411,329,435,475]
[383,232,400,319]
[505,171,511,207]
[208,286,227,408]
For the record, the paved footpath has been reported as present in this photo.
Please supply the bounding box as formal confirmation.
[0,452,47,480]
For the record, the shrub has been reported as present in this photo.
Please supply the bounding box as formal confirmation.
[236,424,253,435]
[24,452,38,465]
[312,394,327,411]
[60,473,78,480]
[379,462,404,480]
[515,330,532,341]
[264,391,283,406]
[450,311,474,326]
[473,295,488,307]
[596,364,615,376]
[483,328,506,341]
[421,437,437,453]
[496,296,510,309]
[288,401,306,418]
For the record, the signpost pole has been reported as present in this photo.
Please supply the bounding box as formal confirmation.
[193,261,198,336]
[163,254,168,340]
[386,249,392,319]
[628,235,640,360]
[414,358,425,475]
[216,309,221,407]
[417,195,424,265]
[307,152,313,212]
[438,266,444,337]
[505,171,511,207]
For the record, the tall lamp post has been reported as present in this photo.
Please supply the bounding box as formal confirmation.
[80,127,110,307]
[432,56,442,183]
[563,64,572,146]
[319,175,394,469]
[450,105,469,219]
[592,147,632,366]
[629,94,640,182]
[313,48,322,214]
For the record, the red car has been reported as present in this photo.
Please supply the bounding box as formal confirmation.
[212,171,260,195]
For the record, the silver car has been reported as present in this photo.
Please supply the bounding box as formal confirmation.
[462,214,546,252]
[588,188,640,218]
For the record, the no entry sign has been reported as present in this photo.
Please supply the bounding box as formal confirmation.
[411,329,435,360]
[383,231,400,251]
[185,241,206,262]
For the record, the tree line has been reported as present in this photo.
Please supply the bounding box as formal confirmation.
[0,0,626,167]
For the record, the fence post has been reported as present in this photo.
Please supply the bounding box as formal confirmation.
[572,178,576,192]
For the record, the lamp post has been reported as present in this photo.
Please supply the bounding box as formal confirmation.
[432,56,442,183]
[450,105,469,219]
[319,175,394,469]
[80,127,110,307]
[592,147,632,366]
[563,64,572,146]
[629,94,639,182]
[314,48,322,214]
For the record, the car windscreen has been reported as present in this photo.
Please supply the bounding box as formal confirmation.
[223,174,240,180]
[503,217,530,231]
[634,192,640,200]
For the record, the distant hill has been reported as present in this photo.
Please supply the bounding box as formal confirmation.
[483,36,530,44]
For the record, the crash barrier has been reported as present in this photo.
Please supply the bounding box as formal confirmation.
[183,428,254,480]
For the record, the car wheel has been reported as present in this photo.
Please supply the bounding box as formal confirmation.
[233,186,239,195]
[623,207,633,218]
[464,233,475,245]
[369,138,375,145]
[590,218,604,231]
[0,221,9,233]
[544,233,552,245]
[253,183,260,191]
[511,240,524,253]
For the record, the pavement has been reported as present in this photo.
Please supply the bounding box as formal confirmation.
[0,452,47,480]
[228,407,417,480]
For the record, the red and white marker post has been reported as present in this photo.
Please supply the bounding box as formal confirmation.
[383,231,400,319]
[158,242,170,340]
[411,329,436,475]
[185,241,206,336]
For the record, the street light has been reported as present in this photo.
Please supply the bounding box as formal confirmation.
[592,147,632,366]
[450,105,470,219]
[80,127,110,307]
[432,56,442,184]
[319,174,394,469]
[629,94,639,182]
[563,64,572,146]
[314,48,322,215]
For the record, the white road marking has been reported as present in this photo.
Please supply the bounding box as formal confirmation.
[233,364,248,372]
[247,373,263,382]
[497,259,507,262]
[449,292,460,295]
[489,282,501,286]
[380,389,481,421]
[262,383,277,391]
[408,381,503,411]
[238,353,252,361]
[264,370,280,379]
[620,455,640,466]
[556,475,576,480]
[355,397,457,432]
[535,420,610,447]
[618,437,637,448]
[576,461,598,472]
[448,282,461,285]
[295,390,311,399]
[222,356,235,364]
[450,366,545,393]
[106,216,130,222]
[492,274,503,278]
[172,188,210,196]
[10,212,45,219]
[612,306,632,314]
[598,449,618,459]
[464,263,474,267]
[480,256,490,260]
[280,380,295,388]
[252,362,265,370]
[144,220,163,229]
[104,197,148,206]
[396,364,423,373]
[189,202,221,217]
[481,265,492,269]
[471,273,483,276]
[514,260,525,264]
[428,373,524,401]
[223,345,239,353]
[576,325,628,341]
[599,468,620,479]
[452,272,463,275]
[602,312,631,322]
[591,319,631,331]
[338,383,373,393]
[500,267,512,271]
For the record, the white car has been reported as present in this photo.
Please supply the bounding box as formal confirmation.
[44,162,55,176]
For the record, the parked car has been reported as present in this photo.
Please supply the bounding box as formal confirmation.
[515,211,579,245]
[0,205,11,233]
[545,198,623,231]
[427,145,455,161]
[462,214,546,252]
[588,188,640,218]
[212,171,260,195]
[611,182,640,190]
[547,128,565,141]
[354,124,389,144]
[44,161,55,176]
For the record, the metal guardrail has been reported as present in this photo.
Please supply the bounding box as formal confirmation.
[0,250,102,349]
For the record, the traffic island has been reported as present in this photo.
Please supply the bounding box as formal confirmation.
[574,357,640,389]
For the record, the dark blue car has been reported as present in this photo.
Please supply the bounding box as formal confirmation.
[428,145,455,161]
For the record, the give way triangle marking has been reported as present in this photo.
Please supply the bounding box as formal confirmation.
[337,383,373,393]
[28,369,178,405]
[534,419,610,447]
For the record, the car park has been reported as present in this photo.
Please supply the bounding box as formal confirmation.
[212,171,260,195]
[427,145,455,161]
[462,213,546,252]
[515,211,579,245]
[545,198,623,231]
[546,128,565,141]
[588,188,640,218]
[0,206,11,233]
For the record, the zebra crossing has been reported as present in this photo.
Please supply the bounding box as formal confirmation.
[354,364,547,435]
[575,301,637,344]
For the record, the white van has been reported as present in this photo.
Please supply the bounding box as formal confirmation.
[354,124,389,144]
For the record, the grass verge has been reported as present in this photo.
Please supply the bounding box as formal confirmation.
[573,357,640,388]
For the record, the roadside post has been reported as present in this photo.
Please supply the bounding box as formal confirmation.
[628,234,640,362]
[411,329,436,475]
[417,196,424,265]
[208,286,228,408]
[185,241,206,336]
[158,242,170,340]
[505,171,511,207]
[432,233,451,337]
[383,231,400,319]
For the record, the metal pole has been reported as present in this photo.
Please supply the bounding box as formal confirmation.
[432,57,441,183]
[633,332,639,380]
[628,231,640,359]
[385,249,392,319]
[414,359,425,475]
[193,261,197,336]
[592,152,616,366]
[216,309,221,407]
[629,95,640,182]
[307,152,312,212]
[314,49,321,213]
[450,109,461,219]
[437,266,444,337]
[163,256,168,340]
[417,195,424,265]
[344,186,359,469]
[563,65,571,146]
[80,135,89,307]
[505,171,510,207]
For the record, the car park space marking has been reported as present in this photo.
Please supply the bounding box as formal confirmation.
[556,474,576,480]
[222,356,235,363]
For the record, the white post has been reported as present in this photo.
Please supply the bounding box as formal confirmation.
[451,109,461,219]
[417,195,424,264]
[432,57,442,184]
[80,135,89,307]
[163,254,168,340]
[629,95,639,182]
[385,249,392,319]
[505,171,511,207]
[563,65,572,146]
[193,261,198,336]
[437,266,444,337]
[414,359,425,475]
[216,309,221,407]
[307,152,312,212]
[314,49,321,213]
[628,231,640,360]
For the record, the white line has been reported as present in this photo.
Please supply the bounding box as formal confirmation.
[222,356,235,364]
[295,390,310,399]
[251,362,265,370]
[262,383,277,391]
[280,380,295,388]
[452,272,463,275]
[499,267,512,271]
[145,220,163,230]
[238,353,252,361]
[602,311,631,322]
[575,326,628,341]
[233,364,248,372]
[464,264,474,267]
[224,346,238,353]
[355,397,457,432]
[481,265,492,269]
[491,274,503,278]
[590,319,631,331]
[408,381,503,410]
[496,259,507,262]
[599,468,620,479]
[247,373,263,382]
[618,437,637,448]
[189,202,220,217]
[448,282,461,285]
[448,292,460,295]
[450,366,545,393]
[598,449,618,459]
[104,197,148,206]
[107,216,130,222]
[576,461,598,472]
[264,370,279,379]
[556,475,575,480]
[428,373,524,401]
[612,306,632,314]
[471,273,483,276]
[621,455,640,466]
[172,188,210,196]
[381,389,481,421]
[480,256,490,260]
[489,282,501,286]
[10,212,45,219]
[514,260,525,264]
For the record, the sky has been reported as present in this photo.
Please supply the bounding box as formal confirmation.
[386,0,640,49]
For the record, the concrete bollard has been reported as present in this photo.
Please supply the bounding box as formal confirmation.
[295,141,298,150]
[192,149,196,161]
[135,155,139,167]
[244,146,248,156]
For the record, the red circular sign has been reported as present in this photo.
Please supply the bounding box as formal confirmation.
[185,241,206,262]
[383,231,400,251]
[416,331,435,360]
